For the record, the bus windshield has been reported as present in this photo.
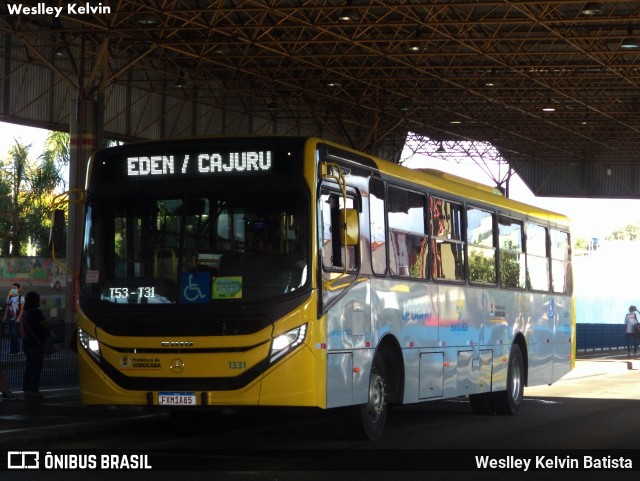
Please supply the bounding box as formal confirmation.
[81,184,308,305]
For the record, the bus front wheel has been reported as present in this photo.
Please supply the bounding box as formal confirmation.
[342,358,388,441]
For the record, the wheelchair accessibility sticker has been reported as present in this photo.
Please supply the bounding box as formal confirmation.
[180,272,211,303]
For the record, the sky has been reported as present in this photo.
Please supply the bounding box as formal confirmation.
[1,121,639,240]
[0,121,50,161]
[400,139,640,240]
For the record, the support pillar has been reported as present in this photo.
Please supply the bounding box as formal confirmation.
[65,98,98,323]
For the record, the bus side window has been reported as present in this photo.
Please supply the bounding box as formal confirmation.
[430,197,465,281]
[498,215,525,288]
[526,222,549,291]
[551,229,572,294]
[320,191,358,271]
[387,186,428,279]
[369,178,387,276]
[467,206,496,284]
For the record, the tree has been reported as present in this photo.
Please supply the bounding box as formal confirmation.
[0,132,69,256]
[0,164,11,255]
[574,238,589,251]
[0,141,30,255]
[606,223,640,241]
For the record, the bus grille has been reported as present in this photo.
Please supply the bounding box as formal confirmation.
[100,357,268,391]
[97,317,270,337]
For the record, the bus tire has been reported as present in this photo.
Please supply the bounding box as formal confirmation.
[342,358,388,441]
[493,343,525,415]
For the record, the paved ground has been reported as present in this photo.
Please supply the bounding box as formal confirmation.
[0,388,165,449]
[0,348,636,449]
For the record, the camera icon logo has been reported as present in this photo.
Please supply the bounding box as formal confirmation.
[7,451,40,469]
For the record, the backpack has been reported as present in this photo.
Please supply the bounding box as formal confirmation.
[6,295,21,320]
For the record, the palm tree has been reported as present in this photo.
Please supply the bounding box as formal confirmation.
[27,132,69,255]
[0,141,29,256]
[0,132,68,256]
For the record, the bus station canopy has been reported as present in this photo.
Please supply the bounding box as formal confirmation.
[1,1,639,197]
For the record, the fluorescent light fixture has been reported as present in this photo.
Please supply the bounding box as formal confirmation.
[581,3,602,15]
[338,1,360,21]
[621,27,640,49]
[137,13,158,25]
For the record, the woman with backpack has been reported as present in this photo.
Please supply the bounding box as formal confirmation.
[3,283,24,354]
[624,305,639,357]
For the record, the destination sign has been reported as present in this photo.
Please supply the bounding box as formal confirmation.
[126,151,273,177]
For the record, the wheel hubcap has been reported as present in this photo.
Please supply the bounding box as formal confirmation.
[510,360,522,401]
[368,372,386,421]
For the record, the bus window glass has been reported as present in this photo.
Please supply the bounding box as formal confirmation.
[183,198,211,253]
[551,229,572,294]
[113,215,128,278]
[387,186,427,279]
[467,207,496,284]
[526,222,549,291]
[498,215,525,288]
[369,178,387,276]
[154,199,184,278]
[320,191,357,271]
[430,197,465,281]
[82,188,308,304]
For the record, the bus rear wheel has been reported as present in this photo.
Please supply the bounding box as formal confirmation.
[492,343,525,415]
[470,343,525,415]
[342,359,388,441]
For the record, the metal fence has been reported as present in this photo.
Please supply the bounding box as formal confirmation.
[1,320,78,391]
[576,323,627,352]
[0,321,628,392]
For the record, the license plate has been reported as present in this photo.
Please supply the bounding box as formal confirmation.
[158,392,197,406]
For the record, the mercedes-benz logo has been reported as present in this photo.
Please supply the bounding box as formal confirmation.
[170,359,185,373]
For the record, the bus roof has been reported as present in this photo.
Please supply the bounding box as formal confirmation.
[314,137,571,229]
[90,135,570,229]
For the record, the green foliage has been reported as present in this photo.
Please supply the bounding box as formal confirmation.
[605,223,640,241]
[0,141,30,255]
[500,250,524,288]
[0,132,69,256]
[469,248,496,284]
[574,237,589,250]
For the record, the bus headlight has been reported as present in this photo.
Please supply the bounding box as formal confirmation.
[78,328,101,358]
[270,324,307,363]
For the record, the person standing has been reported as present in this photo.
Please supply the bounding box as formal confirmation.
[624,305,639,357]
[0,367,17,400]
[21,291,48,399]
[3,283,24,354]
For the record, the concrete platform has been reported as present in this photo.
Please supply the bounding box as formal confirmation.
[0,349,636,448]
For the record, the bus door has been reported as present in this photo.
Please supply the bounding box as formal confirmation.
[318,165,370,407]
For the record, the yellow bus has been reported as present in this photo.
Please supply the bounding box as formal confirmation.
[71,136,573,440]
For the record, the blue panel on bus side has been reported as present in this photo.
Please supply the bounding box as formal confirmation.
[419,352,444,399]
[456,348,493,396]
[552,294,573,382]
[370,278,439,349]
[326,281,370,351]
[525,293,555,386]
[326,352,353,408]
[436,284,484,349]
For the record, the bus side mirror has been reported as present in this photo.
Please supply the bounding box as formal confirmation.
[49,209,66,250]
[340,208,359,246]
